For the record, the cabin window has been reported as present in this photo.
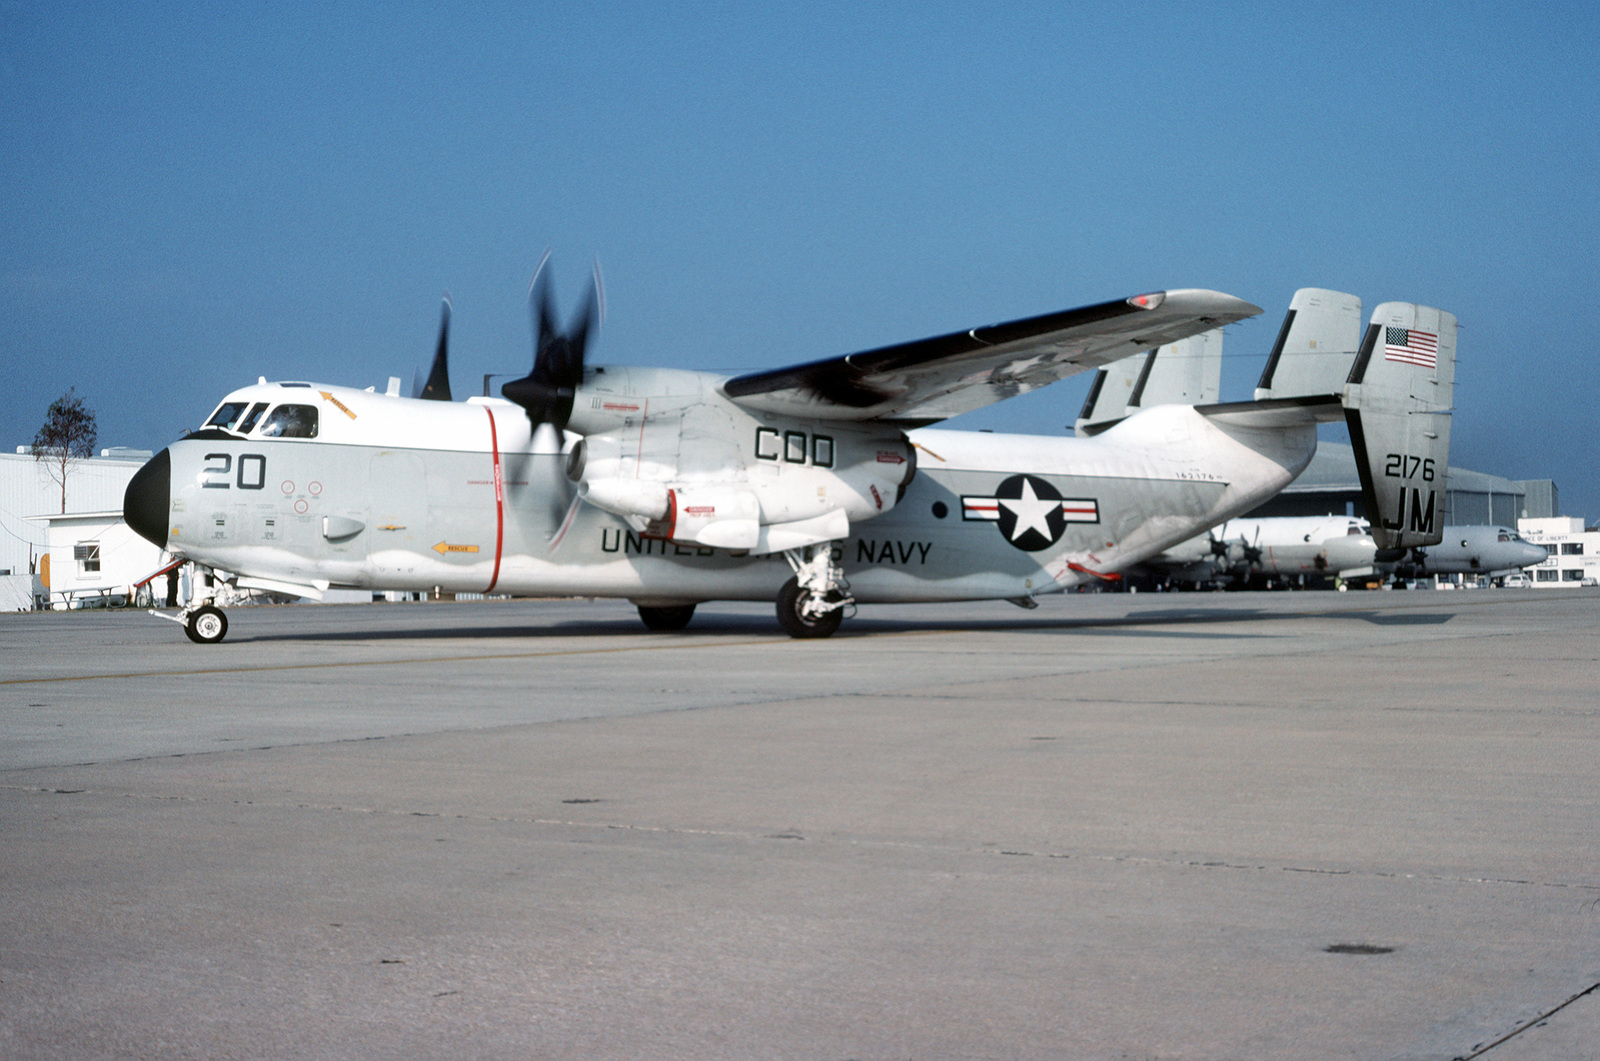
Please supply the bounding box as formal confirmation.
[238,402,270,434]
[205,401,251,431]
[259,404,319,438]
[73,542,100,575]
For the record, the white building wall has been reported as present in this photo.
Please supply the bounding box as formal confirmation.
[38,511,164,607]
[1518,517,1599,586]
[0,451,149,577]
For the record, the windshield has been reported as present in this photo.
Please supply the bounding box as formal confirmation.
[238,402,269,434]
[204,401,251,431]
[259,404,319,438]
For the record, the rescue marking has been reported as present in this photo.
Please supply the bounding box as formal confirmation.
[433,542,480,554]
[318,391,357,420]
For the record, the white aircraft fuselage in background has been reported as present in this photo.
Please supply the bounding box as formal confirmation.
[1150,516,1547,585]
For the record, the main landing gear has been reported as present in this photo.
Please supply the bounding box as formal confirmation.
[636,603,697,631]
[777,543,852,639]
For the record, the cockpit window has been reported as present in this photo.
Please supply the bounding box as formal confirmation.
[238,402,269,434]
[205,401,251,431]
[259,404,319,438]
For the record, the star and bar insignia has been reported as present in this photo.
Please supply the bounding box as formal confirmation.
[962,474,1099,552]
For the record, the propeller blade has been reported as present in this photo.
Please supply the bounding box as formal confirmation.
[418,295,453,401]
[502,257,599,432]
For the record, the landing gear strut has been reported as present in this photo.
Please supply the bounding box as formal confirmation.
[777,543,851,638]
[148,562,231,645]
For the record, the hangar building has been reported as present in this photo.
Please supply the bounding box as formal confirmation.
[1246,442,1557,526]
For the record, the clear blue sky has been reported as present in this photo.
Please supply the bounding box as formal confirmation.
[4,2,1596,517]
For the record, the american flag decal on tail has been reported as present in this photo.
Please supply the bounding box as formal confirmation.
[1383,326,1438,370]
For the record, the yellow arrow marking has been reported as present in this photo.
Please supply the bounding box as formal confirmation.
[377,524,406,531]
[433,541,480,554]
[319,391,357,419]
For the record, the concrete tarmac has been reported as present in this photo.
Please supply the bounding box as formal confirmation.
[2,589,1597,1059]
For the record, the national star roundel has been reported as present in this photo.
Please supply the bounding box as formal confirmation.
[961,474,1100,552]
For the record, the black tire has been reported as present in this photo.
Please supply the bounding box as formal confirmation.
[184,604,228,644]
[637,603,696,631]
[776,576,843,639]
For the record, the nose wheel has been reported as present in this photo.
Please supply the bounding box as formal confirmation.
[183,604,229,644]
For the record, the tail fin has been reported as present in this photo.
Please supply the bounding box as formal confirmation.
[1254,288,1362,400]
[1343,303,1456,552]
[1076,329,1223,435]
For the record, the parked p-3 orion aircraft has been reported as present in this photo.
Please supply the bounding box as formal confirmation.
[1145,517,1547,588]
[122,272,1456,642]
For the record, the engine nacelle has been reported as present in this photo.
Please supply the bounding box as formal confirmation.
[579,478,670,522]
[562,396,916,554]
[655,485,761,550]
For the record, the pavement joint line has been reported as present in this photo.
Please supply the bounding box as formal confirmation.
[1453,979,1600,1060]
[7,781,1598,896]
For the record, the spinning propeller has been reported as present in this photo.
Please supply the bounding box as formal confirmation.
[501,255,603,433]
[412,295,454,402]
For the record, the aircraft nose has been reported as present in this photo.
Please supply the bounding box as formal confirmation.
[123,447,171,549]
[1522,543,1550,567]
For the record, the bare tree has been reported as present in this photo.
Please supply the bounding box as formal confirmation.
[32,388,99,513]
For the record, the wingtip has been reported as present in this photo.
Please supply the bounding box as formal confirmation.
[1157,288,1264,321]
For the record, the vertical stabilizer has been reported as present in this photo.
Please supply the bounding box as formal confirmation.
[1342,302,1456,551]
[1075,328,1222,435]
[1254,288,1362,400]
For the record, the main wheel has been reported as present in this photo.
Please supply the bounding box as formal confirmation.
[637,603,696,631]
[184,604,228,644]
[776,576,843,639]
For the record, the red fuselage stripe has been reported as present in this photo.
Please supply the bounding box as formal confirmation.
[485,408,504,593]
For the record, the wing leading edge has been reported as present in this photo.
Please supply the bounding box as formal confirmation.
[720,288,1261,424]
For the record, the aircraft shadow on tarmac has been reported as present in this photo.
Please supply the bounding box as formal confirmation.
[239,604,1454,644]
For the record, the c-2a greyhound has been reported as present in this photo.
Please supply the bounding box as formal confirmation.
[122,272,1457,642]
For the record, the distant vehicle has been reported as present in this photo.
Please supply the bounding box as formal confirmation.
[1503,574,1532,588]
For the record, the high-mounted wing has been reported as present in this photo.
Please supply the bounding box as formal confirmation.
[720,289,1261,424]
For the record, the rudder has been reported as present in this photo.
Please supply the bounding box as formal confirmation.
[1343,303,1456,552]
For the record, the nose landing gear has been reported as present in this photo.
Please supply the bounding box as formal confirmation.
[183,604,229,644]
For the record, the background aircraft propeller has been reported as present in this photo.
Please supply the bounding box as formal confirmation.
[501,256,603,432]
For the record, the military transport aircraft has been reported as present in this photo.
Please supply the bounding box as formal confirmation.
[1146,517,1547,588]
[122,271,1457,642]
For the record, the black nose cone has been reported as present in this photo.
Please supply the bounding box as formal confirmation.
[124,447,171,549]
